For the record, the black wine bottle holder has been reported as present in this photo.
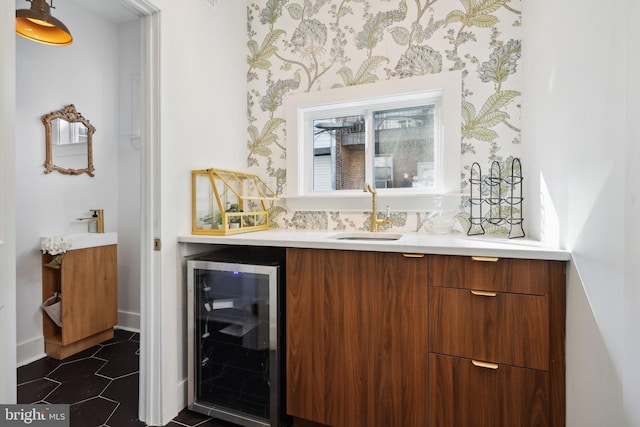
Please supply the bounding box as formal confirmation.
[467,158,525,238]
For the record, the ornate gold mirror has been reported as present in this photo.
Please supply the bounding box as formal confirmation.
[42,104,96,176]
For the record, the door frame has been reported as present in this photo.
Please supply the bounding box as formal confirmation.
[120,0,163,424]
[0,0,17,405]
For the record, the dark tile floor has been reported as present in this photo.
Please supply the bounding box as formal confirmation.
[17,329,238,427]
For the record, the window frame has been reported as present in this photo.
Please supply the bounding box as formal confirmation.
[285,71,461,211]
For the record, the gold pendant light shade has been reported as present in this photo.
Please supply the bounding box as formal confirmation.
[16,0,72,46]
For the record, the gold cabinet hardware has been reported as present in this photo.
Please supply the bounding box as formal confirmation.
[472,360,499,370]
[471,256,499,262]
[470,290,498,297]
[402,253,425,258]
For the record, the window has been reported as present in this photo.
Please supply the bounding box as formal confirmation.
[310,102,439,192]
[286,72,461,211]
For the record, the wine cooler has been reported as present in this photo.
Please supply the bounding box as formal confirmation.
[187,248,287,427]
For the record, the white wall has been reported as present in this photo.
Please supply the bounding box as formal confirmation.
[15,4,122,364]
[118,19,142,331]
[0,0,17,404]
[140,0,247,422]
[523,0,639,425]
[623,1,640,424]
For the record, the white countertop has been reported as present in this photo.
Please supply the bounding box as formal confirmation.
[41,232,117,251]
[178,230,570,261]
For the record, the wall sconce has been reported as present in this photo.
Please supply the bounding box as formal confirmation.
[16,0,73,46]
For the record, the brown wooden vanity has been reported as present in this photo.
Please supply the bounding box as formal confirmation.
[41,244,118,359]
[285,248,565,427]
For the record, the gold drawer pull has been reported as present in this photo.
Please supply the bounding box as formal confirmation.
[471,256,499,262]
[472,360,499,370]
[402,253,425,258]
[471,290,497,297]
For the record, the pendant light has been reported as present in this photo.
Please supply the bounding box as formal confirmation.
[16,0,73,46]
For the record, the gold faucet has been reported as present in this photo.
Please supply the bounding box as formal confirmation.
[363,183,391,232]
[77,209,104,233]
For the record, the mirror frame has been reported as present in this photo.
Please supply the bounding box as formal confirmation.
[42,104,96,176]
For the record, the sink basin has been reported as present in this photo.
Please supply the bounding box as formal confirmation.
[63,232,117,250]
[328,232,403,241]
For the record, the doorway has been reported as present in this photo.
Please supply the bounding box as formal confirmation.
[13,0,161,423]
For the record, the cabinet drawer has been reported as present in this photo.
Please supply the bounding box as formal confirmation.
[428,255,554,295]
[429,353,550,427]
[429,287,549,370]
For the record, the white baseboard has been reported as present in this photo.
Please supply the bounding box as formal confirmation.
[177,377,187,413]
[17,336,45,368]
[18,311,141,368]
[118,310,141,332]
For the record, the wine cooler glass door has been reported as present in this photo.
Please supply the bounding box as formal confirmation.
[188,260,279,427]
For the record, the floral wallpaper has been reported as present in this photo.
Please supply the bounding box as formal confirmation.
[246,0,522,234]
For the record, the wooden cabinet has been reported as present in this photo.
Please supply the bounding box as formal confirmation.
[42,244,118,359]
[286,248,428,427]
[285,250,566,427]
[428,255,565,427]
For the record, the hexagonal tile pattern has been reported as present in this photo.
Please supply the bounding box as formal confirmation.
[95,340,140,379]
[17,378,60,404]
[17,357,62,384]
[17,329,236,427]
[69,396,118,427]
[101,372,143,427]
